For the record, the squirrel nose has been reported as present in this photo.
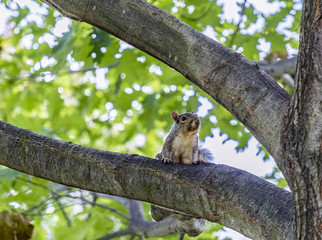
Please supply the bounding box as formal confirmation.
[194,119,200,126]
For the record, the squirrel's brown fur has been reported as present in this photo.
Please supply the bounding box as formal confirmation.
[156,112,213,164]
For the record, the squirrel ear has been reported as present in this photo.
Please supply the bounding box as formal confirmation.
[192,110,195,114]
[171,112,179,122]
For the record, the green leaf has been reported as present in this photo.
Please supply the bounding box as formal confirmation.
[52,23,77,73]
[89,27,114,64]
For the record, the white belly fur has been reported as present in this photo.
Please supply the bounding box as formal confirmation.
[172,133,195,157]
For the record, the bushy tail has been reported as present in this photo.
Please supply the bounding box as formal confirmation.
[199,148,214,163]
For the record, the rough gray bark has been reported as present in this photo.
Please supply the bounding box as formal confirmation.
[0,120,294,240]
[41,0,291,164]
[281,0,322,239]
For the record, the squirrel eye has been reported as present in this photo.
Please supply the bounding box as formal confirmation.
[181,116,187,122]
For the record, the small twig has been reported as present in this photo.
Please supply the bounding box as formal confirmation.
[2,62,120,82]
[94,193,131,208]
[18,177,53,192]
[180,2,215,22]
[23,197,53,214]
[96,229,132,240]
[53,194,72,227]
[228,0,247,48]
[26,202,76,218]
[114,74,122,94]
[18,179,129,221]
[18,177,72,225]
[37,62,119,78]
[66,62,120,74]
[66,194,130,221]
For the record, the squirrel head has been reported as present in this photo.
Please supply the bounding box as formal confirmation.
[171,111,200,135]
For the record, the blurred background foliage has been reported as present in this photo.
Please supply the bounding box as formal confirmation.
[0,0,300,239]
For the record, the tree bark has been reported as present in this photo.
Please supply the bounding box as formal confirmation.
[281,0,322,239]
[0,120,294,240]
[40,0,291,164]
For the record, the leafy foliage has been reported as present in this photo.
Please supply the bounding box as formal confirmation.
[0,0,300,239]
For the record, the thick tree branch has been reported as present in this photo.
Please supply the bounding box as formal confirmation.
[281,0,322,238]
[0,120,294,239]
[40,0,291,163]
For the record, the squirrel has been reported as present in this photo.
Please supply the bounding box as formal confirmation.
[155,111,213,164]
[152,111,212,238]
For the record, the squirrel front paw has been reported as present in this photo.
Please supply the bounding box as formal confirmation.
[156,152,173,164]
[161,157,172,164]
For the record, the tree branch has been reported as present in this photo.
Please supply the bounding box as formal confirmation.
[40,0,291,164]
[96,229,131,240]
[128,199,146,221]
[54,195,72,227]
[280,73,295,89]
[180,2,215,22]
[94,194,205,238]
[281,0,322,238]
[65,194,130,221]
[0,120,295,239]
[257,56,297,80]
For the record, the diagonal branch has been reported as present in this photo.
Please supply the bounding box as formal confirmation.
[0,120,294,240]
[40,0,291,164]
[180,2,215,22]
